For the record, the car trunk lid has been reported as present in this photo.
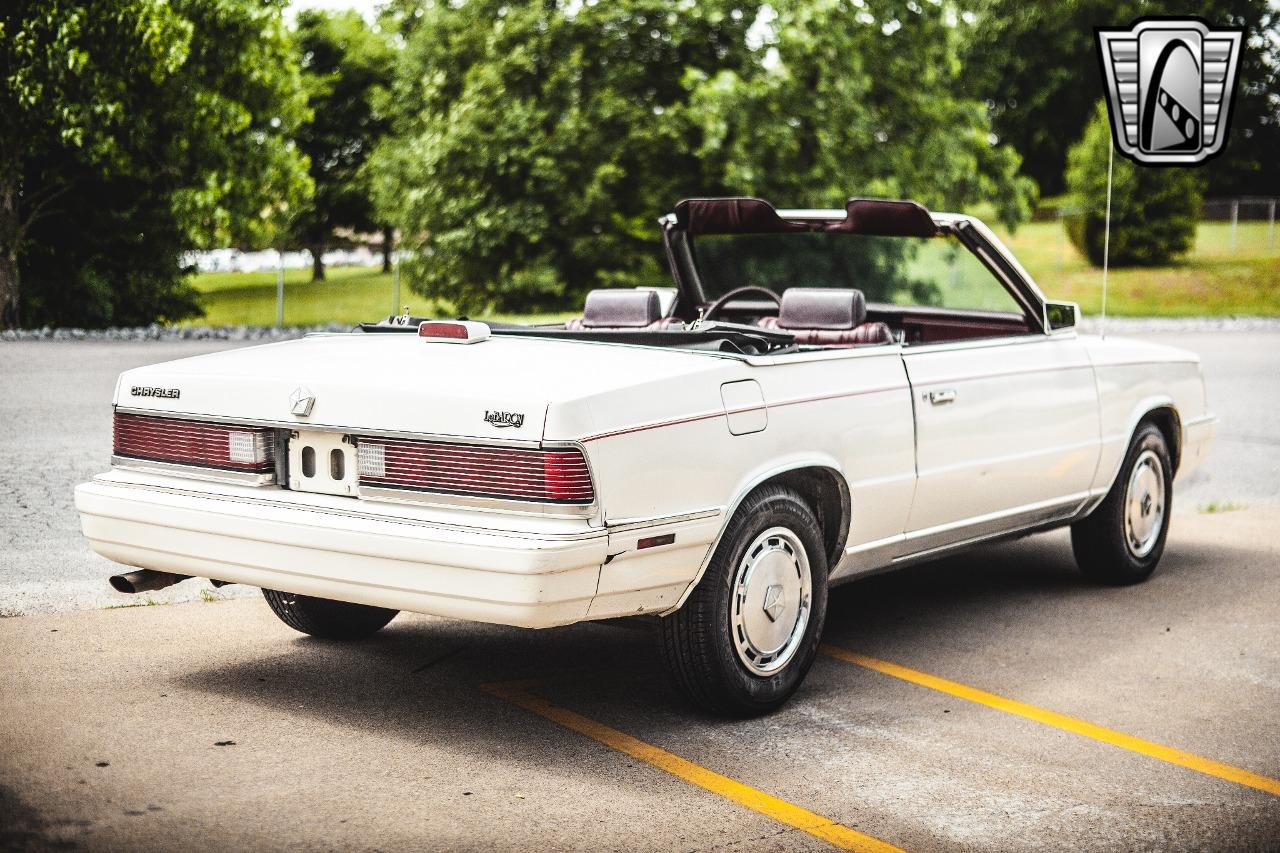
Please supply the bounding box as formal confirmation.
[113,331,723,442]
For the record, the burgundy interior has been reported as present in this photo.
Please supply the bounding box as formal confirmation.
[565,289,682,331]
[866,304,1032,345]
[563,288,1029,348]
[572,288,660,328]
[756,289,893,347]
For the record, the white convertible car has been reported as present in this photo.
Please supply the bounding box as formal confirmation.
[77,197,1215,715]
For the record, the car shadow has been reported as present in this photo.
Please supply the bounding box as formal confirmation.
[173,527,1240,746]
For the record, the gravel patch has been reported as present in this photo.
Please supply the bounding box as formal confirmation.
[1076,316,1280,334]
[0,324,349,342]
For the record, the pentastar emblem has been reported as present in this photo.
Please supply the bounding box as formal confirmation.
[289,386,316,417]
[762,584,785,623]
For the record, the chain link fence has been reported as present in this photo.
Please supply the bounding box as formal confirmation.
[1036,196,1279,270]
[1201,197,1280,255]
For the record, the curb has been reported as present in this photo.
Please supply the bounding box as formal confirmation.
[1076,316,1280,333]
[0,324,349,342]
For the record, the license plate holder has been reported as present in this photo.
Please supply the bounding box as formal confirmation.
[288,431,358,497]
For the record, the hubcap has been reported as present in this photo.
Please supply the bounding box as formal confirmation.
[731,527,812,676]
[1124,449,1166,559]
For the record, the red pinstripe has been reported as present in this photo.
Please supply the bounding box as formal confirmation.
[580,383,910,442]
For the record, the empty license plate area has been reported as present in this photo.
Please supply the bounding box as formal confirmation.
[288,431,359,496]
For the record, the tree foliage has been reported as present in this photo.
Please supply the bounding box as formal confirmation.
[685,0,1035,224]
[0,0,311,327]
[1065,103,1202,267]
[372,0,760,313]
[373,0,1034,314]
[962,0,1279,197]
[288,10,394,281]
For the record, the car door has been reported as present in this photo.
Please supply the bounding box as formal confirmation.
[892,225,1101,554]
[902,334,1100,552]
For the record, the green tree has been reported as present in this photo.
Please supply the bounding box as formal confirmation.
[372,0,762,313]
[962,0,1279,197]
[0,0,311,328]
[684,0,1035,225]
[289,10,395,281]
[373,0,1033,314]
[1065,102,1202,266]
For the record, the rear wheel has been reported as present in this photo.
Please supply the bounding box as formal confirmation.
[1071,422,1173,585]
[262,589,398,639]
[660,486,828,716]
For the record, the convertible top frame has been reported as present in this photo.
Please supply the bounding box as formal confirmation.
[660,197,1051,334]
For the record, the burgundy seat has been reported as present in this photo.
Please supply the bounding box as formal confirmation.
[757,288,893,346]
[565,289,682,330]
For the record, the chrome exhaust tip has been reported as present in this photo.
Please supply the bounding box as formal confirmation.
[108,570,188,594]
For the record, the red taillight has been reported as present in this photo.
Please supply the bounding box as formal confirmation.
[113,413,275,473]
[356,438,594,504]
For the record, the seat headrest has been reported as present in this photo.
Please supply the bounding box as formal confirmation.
[777,288,867,330]
[581,289,662,328]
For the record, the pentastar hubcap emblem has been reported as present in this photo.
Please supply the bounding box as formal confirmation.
[762,584,785,623]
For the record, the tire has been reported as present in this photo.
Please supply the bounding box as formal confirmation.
[261,589,398,639]
[1071,422,1173,585]
[660,485,829,717]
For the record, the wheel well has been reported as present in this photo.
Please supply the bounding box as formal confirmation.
[1141,407,1182,473]
[757,467,850,571]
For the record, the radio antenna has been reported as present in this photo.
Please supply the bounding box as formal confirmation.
[1100,140,1115,340]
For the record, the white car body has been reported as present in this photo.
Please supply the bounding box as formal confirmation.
[75,208,1215,631]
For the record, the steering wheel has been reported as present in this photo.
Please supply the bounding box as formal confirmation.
[703,286,782,322]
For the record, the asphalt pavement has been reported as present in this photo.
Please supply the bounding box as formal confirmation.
[0,509,1276,851]
[0,331,1277,851]
[0,341,253,615]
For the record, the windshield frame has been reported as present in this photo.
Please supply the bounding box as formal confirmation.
[661,208,1049,334]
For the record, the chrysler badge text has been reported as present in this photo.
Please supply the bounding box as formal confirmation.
[131,386,181,399]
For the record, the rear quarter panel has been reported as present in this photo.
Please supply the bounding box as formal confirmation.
[1085,336,1211,491]
[547,345,916,573]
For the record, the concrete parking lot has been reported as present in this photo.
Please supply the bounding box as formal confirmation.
[0,333,1278,851]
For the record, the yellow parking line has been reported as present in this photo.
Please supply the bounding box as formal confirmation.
[821,645,1280,798]
[482,680,904,853]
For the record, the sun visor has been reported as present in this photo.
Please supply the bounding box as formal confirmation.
[829,198,939,237]
[673,197,810,236]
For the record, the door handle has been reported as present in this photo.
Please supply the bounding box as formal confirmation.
[927,389,957,406]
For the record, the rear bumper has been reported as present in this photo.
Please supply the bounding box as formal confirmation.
[75,476,610,628]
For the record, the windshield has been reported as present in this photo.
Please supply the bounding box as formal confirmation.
[690,232,1022,314]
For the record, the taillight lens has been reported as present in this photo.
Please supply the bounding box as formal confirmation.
[113,413,275,473]
[418,320,491,343]
[356,438,594,504]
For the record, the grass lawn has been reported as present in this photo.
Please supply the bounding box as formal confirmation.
[188,265,573,327]
[189,220,1279,326]
[191,266,401,327]
[994,221,1280,317]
